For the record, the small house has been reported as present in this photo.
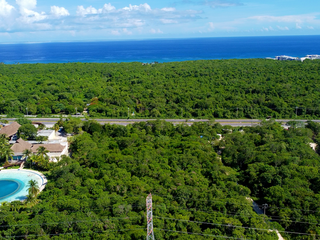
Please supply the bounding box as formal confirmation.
[0,122,21,140]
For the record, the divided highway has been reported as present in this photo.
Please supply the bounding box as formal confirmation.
[2,118,319,127]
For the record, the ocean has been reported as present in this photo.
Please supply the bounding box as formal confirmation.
[0,35,319,64]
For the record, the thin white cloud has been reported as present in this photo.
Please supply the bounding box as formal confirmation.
[17,8,46,24]
[15,0,47,27]
[277,26,289,30]
[111,30,120,35]
[50,6,69,17]
[174,0,243,8]
[0,0,15,17]
[76,3,116,16]
[123,28,132,35]
[123,3,151,12]
[208,22,215,30]
[161,7,176,12]
[203,12,320,34]
[77,6,99,17]
[101,3,116,12]
[160,19,179,24]
[261,26,274,31]
[0,2,200,35]
[247,13,318,24]
[203,0,243,8]
[16,0,37,11]
[150,28,163,33]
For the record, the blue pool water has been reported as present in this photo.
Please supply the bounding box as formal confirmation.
[0,35,319,64]
[0,170,44,203]
[0,180,22,200]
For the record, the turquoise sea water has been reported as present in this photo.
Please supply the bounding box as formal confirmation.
[0,35,319,64]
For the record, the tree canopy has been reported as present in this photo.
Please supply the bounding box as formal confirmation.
[0,59,320,118]
[2,120,320,239]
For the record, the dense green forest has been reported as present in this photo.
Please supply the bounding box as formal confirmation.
[1,59,320,118]
[1,120,320,239]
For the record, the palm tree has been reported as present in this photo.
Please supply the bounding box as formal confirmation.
[10,201,22,212]
[36,146,49,158]
[26,193,39,207]
[53,123,60,136]
[27,154,36,169]
[0,145,13,162]
[22,149,32,161]
[27,179,40,198]
[0,134,7,143]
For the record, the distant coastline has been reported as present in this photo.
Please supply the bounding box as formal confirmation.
[0,35,320,64]
[267,54,320,61]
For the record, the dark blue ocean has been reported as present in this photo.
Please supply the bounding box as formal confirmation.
[0,35,319,64]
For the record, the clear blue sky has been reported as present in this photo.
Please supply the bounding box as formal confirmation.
[0,0,319,43]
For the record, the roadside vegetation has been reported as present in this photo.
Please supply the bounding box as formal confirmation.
[0,59,320,118]
[1,120,320,239]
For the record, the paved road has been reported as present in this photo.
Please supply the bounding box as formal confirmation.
[2,117,318,127]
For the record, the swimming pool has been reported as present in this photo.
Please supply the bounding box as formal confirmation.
[0,169,46,203]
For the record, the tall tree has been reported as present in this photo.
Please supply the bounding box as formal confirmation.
[27,179,40,198]
[36,146,49,158]
[0,145,13,162]
[53,123,60,136]
[22,149,32,161]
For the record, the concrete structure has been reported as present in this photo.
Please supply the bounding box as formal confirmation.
[270,54,320,62]
[306,54,320,60]
[275,55,299,61]
[309,143,317,152]
[37,130,55,140]
[301,54,320,62]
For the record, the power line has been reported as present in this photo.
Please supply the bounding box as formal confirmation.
[1,203,318,229]
[154,204,320,225]
[155,228,252,240]
[268,205,320,213]
[153,193,257,207]
[153,193,320,214]
[155,216,319,237]
[2,196,319,226]
[0,216,141,229]
[3,228,146,239]
[0,204,144,218]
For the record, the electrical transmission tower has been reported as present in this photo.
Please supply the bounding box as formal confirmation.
[146,193,155,240]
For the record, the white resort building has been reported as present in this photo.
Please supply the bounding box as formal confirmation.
[0,121,69,163]
[11,138,68,162]
[37,130,56,140]
[270,54,320,62]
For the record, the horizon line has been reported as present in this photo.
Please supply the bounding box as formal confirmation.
[0,34,319,45]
